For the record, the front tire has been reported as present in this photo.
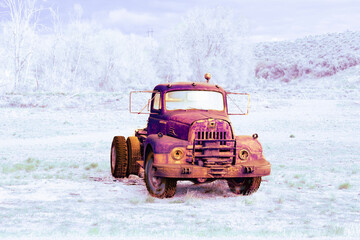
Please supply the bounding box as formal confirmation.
[144,152,176,198]
[110,136,128,178]
[227,177,261,195]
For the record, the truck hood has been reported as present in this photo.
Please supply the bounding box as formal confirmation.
[165,110,229,125]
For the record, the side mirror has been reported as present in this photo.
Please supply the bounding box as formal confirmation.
[129,90,159,114]
[226,92,250,115]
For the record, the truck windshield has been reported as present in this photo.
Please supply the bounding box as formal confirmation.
[165,91,224,111]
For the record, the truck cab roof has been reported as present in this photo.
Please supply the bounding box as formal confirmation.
[153,82,226,95]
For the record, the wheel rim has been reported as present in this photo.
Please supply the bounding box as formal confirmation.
[147,157,165,194]
[233,178,247,186]
[230,178,248,192]
[111,145,116,171]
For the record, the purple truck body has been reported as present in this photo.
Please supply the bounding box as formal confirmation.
[111,78,271,198]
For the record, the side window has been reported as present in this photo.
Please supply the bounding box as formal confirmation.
[153,93,161,111]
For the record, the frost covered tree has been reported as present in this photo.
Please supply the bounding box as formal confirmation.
[0,4,255,93]
[31,7,65,91]
[158,7,253,88]
[0,0,42,91]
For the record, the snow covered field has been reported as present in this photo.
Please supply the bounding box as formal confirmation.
[1,69,359,239]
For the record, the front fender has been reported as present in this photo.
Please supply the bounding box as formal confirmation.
[235,135,271,175]
[236,135,264,162]
[143,135,189,167]
[145,135,189,154]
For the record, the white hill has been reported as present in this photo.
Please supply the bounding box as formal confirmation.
[254,31,360,83]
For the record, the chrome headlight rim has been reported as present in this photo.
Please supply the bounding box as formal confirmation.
[171,148,185,161]
[238,149,250,161]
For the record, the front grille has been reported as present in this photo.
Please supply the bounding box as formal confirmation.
[187,120,236,169]
[197,131,227,145]
[187,138,236,166]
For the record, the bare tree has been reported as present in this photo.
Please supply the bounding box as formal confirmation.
[159,7,252,87]
[1,0,41,91]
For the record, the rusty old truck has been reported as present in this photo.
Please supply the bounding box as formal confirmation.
[110,74,271,198]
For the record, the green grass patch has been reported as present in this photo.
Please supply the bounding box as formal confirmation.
[324,225,345,236]
[88,227,100,235]
[71,164,79,169]
[338,183,350,190]
[169,199,185,204]
[129,198,140,205]
[85,163,98,171]
[245,198,255,205]
[145,196,155,203]
[2,158,40,173]
[44,164,55,171]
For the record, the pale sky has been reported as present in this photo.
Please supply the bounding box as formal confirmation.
[25,0,360,42]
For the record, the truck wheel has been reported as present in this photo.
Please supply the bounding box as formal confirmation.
[126,136,141,177]
[227,177,261,195]
[144,152,176,198]
[110,136,128,178]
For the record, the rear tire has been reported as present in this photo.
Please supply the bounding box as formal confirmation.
[144,152,176,198]
[126,136,141,177]
[227,177,261,195]
[110,136,128,178]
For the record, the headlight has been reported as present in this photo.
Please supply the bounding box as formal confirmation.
[171,148,184,161]
[239,149,249,160]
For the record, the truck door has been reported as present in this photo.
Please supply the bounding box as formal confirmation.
[147,92,166,135]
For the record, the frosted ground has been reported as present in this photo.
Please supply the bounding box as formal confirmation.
[0,65,359,239]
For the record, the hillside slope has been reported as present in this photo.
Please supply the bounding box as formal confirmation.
[254,31,360,82]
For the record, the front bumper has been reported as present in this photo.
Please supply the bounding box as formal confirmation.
[153,158,271,179]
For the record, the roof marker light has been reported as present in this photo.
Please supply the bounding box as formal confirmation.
[204,73,211,83]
